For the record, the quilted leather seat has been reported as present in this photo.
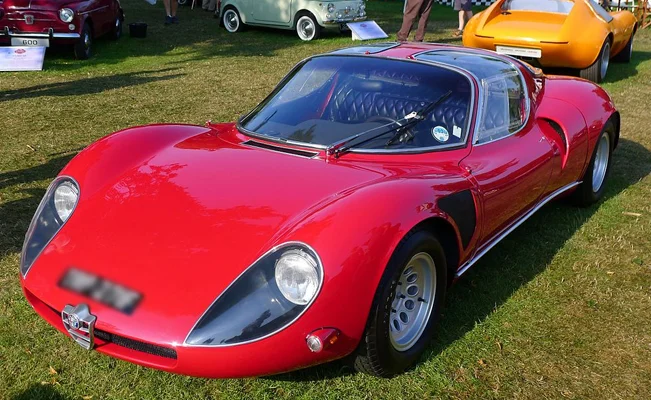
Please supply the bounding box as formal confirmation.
[327,79,468,136]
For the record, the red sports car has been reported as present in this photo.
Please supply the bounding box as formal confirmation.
[0,0,124,59]
[20,42,619,378]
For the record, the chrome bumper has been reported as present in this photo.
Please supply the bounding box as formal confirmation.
[322,16,366,25]
[0,27,80,39]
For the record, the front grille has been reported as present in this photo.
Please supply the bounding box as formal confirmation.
[95,330,178,360]
[44,303,177,360]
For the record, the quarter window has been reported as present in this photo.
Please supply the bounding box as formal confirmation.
[476,71,528,144]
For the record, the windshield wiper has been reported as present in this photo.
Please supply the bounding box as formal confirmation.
[326,90,453,158]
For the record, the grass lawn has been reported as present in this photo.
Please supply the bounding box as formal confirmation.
[1,1,650,399]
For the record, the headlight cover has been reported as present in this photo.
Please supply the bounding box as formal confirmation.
[185,242,323,346]
[20,177,79,277]
[59,8,74,23]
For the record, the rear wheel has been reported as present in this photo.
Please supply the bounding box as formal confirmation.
[222,7,243,33]
[74,22,92,60]
[295,14,321,41]
[572,120,615,207]
[353,230,447,377]
[580,39,610,83]
[613,33,634,63]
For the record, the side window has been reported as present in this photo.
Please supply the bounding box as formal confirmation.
[476,72,528,144]
[589,0,614,22]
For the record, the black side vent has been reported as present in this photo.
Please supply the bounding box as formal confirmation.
[542,118,567,148]
[242,140,318,158]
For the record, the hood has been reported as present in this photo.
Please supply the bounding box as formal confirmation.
[477,11,570,43]
[27,125,401,344]
[4,0,72,10]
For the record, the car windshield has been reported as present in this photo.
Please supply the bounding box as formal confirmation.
[502,0,574,13]
[239,56,472,151]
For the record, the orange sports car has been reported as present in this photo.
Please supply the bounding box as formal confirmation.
[462,0,638,82]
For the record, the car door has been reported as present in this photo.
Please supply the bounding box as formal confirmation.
[252,0,292,25]
[460,71,555,245]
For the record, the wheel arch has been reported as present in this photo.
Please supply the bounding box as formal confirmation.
[221,2,246,24]
[293,9,317,29]
[410,217,461,287]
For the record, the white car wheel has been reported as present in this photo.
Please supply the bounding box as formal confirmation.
[296,15,320,41]
[223,9,241,33]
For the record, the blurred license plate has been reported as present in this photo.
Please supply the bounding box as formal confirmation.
[495,46,541,58]
[59,268,142,315]
[11,37,49,47]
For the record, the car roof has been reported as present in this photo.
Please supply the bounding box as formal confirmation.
[328,42,533,82]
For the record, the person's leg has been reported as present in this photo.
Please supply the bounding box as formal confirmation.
[464,10,473,28]
[458,10,464,30]
[171,0,178,17]
[414,0,434,42]
[397,0,424,41]
[163,0,173,24]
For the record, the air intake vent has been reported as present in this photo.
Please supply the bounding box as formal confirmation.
[242,140,318,158]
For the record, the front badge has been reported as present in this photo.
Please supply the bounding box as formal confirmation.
[61,304,96,350]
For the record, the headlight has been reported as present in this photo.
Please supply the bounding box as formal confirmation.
[20,177,79,277]
[360,2,365,11]
[275,249,320,305]
[59,8,74,23]
[327,3,335,13]
[53,181,79,222]
[185,242,323,346]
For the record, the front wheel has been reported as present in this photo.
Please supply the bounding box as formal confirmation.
[296,14,321,41]
[74,22,92,60]
[353,230,447,377]
[572,120,615,207]
[580,39,610,83]
[109,15,122,40]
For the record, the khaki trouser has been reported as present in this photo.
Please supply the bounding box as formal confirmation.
[397,0,434,42]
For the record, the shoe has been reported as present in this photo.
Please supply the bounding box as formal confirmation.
[165,15,173,25]
[172,16,179,23]
[453,29,463,37]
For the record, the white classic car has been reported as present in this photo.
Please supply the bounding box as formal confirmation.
[216,0,367,40]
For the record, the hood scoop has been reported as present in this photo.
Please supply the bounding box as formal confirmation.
[242,140,319,158]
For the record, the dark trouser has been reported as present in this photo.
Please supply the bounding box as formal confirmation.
[397,0,434,42]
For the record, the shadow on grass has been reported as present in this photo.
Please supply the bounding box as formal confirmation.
[10,384,71,400]
[37,2,463,71]
[0,153,75,257]
[272,138,651,382]
[0,68,184,103]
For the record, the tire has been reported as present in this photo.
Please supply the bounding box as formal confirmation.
[571,120,615,207]
[295,13,321,41]
[613,33,634,63]
[353,229,447,377]
[109,15,122,41]
[222,7,243,33]
[580,39,610,83]
[74,22,92,60]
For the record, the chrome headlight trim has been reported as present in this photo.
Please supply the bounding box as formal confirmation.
[59,8,74,23]
[20,176,80,278]
[183,241,324,347]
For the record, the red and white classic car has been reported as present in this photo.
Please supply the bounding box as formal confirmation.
[0,0,124,59]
